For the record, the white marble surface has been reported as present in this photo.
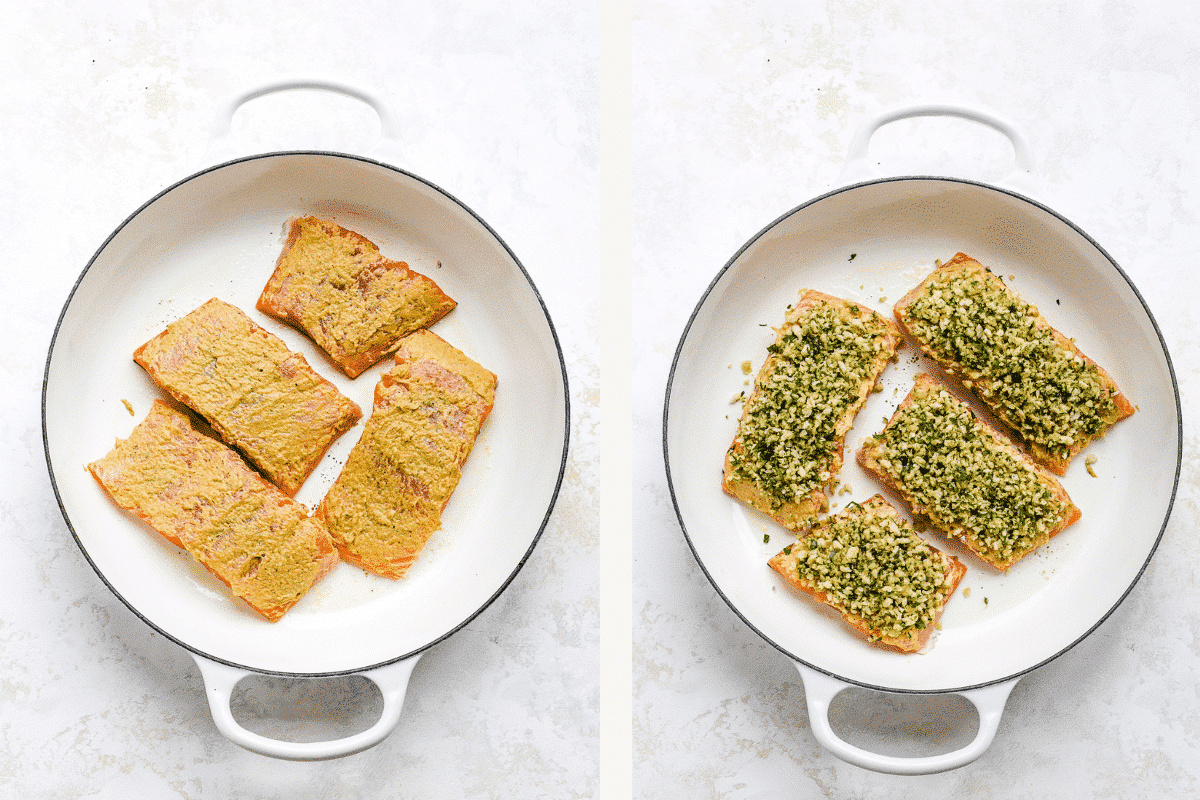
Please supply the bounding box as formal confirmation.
[634,2,1200,798]
[2,2,597,798]
[10,1,1200,797]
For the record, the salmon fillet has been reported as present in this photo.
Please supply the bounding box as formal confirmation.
[768,495,966,653]
[858,373,1081,571]
[133,298,362,496]
[257,216,457,378]
[87,401,339,622]
[894,253,1134,474]
[723,290,902,531]
[315,330,496,579]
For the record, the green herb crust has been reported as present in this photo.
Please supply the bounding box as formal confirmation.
[895,253,1134,473]
[724,290,901,531]
[858,373,1081,570]
[768,495,965,652]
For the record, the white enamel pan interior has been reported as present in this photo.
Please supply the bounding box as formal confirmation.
[663,105,1180,773]
[45,149,569,673]
[43,82,569,760]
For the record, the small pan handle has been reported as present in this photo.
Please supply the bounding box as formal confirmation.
[203,75,405,167]
[191,653,421,761]
[837,102,1039,196]
[795,662,1018,775]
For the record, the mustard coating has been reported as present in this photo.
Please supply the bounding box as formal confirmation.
[258,217,456,376]
[134,298,360,496]
[87,401,337,620]
[317,331,495,579]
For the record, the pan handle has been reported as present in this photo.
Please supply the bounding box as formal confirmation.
[203,76,405,167]
[795,662,1018,775]
[837,102,1039,195]
[191,652,421,761]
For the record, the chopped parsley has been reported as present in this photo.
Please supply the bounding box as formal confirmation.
[863,378,1070,565]
[901,263,1120,460]
[728,302,894,507]
[790,502,950,640]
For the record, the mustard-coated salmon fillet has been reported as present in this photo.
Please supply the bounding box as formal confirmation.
[315,330,496,579]
[723,290,902,531]
[87,401,339,622]
[257,216,457,378]
[894,253,1134,474]
[768,495,966,653]
[133,298,362,496]
[857,373,1081,571]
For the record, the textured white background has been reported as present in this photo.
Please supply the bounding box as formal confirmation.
[2,1,598,798]
[7,1,1200,798]
[634,1,1200,798]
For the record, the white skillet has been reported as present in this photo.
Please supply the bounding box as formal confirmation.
[663,104,1180,774]
[42,78,570,760]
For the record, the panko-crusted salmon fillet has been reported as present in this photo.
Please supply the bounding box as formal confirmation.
[894,253,1134,474]
[257,216,457,378]
[133,298,362,496]
[723,290,902,531]
[858,373,1081,571]
[87,401,338,622]
[768,495,966,653]
[315,330,496,579]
